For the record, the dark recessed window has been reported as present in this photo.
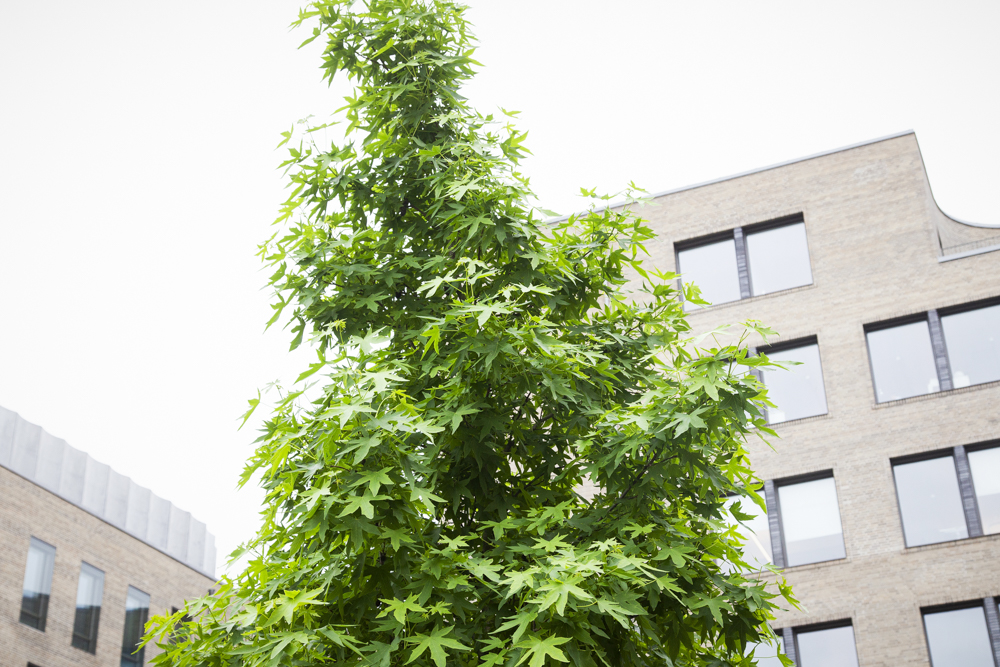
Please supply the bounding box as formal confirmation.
[968,446,1000,535]
[794,624,860,667]
[676,214,812,310]
[121,586,151,667]
[866,299,1000,403]
[892,443,999,547]
[776,475,846,567]
[20,538,56,631]
[759,339,828,424]
[71,562,105,653]
[723,496,773,570]
[923,603,996,667]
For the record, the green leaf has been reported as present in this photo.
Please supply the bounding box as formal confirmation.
[404,626,470,667]
[514,635,571,667]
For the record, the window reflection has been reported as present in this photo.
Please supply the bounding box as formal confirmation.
[796,625,859,667]
[72,562,105,653]
[677,239,742,310]
[760,343,828,423]
[923,606,996,667]
[941,304,1000,388]
[968,447,1000,535]
[121,586,151,667]
[723,497,773,571]
[746,222,813,296]
[866,321,939,402]
[777,477,846,567]
[892,456,967,547]
[20,538,56,631]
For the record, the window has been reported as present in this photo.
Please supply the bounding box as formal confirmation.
[866,300,1000,403]
[923,603,997,667]
[892,444,999,546]
[775,475,846,567]
[968,446,1000,534]
[72,562,105,653]
[793,624,860,667]
[121,586,151,667]
[723,496,773,570]
[758,339,828,424]
[20,538,56,631]
[676,214,812,309]
[746,635,785,667]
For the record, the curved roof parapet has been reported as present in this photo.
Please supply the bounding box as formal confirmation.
[0,405,216,578]
[928,194,1000,260]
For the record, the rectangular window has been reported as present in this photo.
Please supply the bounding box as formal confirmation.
[776,475,846,567]
[72,562,105,653]
[968,446,1000,535]
[676,214,812,310]
[121,586,151,667]
[866,318,940,402]
[941,302,1000,387]
[923,603,997,667]
[794,624,860,667]
[746,635,785,667]
[20,538,56,631]
[758,339,828,424]
[723,496,773,570]
[893,454,968,546]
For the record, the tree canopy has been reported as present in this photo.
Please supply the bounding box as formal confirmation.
[148,1,794,665]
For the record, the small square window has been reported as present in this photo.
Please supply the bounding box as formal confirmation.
[795,624,859,667]
[677,238,742,309]
[923,605,996,667]
[746,221,813,296]
[723,496,773,570]
[760,341,828,424]
[20,538,56,632]
[968,446,1000,535]
[777,476,846,567]
[940,303,1000,388]
[866,320,939,402]
[893,455,968,547]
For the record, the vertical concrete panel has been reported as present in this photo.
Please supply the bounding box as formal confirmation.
[10,418,42,478]
[146,494,171,551]
[58,445,88,505]
[35,432,67,493]
[186,519,207,572]
[0,405,19,466]
[82,457,110,516]
[167,505,191,561]
[104,469,131,529]
[125,482,151,541]
[203,533,217,578]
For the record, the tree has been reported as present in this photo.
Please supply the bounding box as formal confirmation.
[148,1,794,665]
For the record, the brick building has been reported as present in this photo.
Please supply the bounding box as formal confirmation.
[0,406,216,666]
[620,131,1000,666]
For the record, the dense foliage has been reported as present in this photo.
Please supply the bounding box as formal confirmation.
[147,1,794,665]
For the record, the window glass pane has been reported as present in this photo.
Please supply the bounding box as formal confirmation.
[796,625,859,667]
[72,562,105,653]
[777,477,846,567]
[746,635,784,667]
[923,606,996,667]
[968,446,1000,535]
[746,222,813,296]
[893,456,968,547]
[723,497,773,570]
[761,343,828,423]
[20,538,56,631]
[677,238,741,309]
[941,304,1000,388]
[866,321,939,402]
[121,586,151,666]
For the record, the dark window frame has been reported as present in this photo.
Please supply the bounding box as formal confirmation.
[71,561,105,654]
[121,586,151,667]
[19,537,57,632]
[780,618,857,667]
[764,470,846,569]
[755,336,828,425]
[920,598,1000,667]
[674,213,810,308]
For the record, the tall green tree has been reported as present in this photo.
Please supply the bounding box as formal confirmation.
[149,1,794,665]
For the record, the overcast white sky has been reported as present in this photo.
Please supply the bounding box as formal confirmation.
[1,0,997,575]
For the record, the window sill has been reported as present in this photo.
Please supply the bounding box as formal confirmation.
[872,378,1000,409]
[900,531,1000,555]
[768,411,830,429]
[685,282,818,315]
[780,555,849,574]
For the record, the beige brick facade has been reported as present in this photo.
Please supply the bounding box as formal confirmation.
[628,132,1000,666]
[0,464,215,666]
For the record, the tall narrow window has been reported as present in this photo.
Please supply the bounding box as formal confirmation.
[923,604,996,667]
[20,538,56,631]
[759,340,828,424]
[893,455,968,546]
[795,624,860,667]
[776,476,846,567]
[968,446,1000,535]
[723,496,773,570]
[677,237,742,309]
[121,586,151,666]
[940,302,1000,388]
[72,562,105,653]
[745,221,813,296]
[866,319,939,402]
